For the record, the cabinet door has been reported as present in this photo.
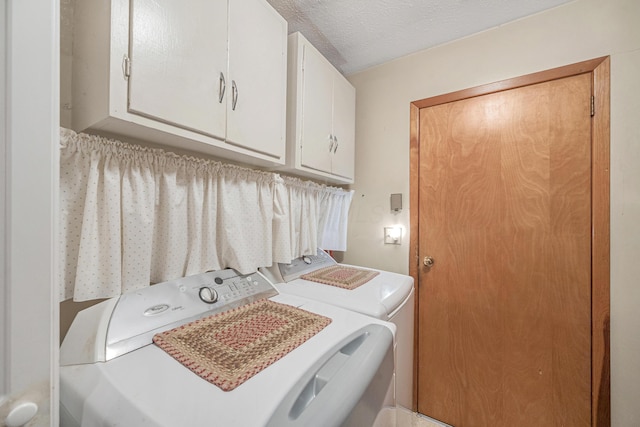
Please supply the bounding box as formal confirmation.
[128,0,227,140]
[331,75,356,180]
[299,43,334,174]
[227,0,287,161]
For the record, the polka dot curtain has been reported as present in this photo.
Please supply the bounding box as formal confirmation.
[59,129,353,302]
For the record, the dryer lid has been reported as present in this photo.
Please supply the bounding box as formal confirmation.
[276,267,414,320]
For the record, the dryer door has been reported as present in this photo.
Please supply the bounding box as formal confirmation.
[266,324,394,427]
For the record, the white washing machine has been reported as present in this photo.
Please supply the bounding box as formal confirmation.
[261,248,415,410]
[60,269,395,427]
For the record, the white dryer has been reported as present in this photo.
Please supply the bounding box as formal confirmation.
[60,269,395,427]
[261,249,415,410]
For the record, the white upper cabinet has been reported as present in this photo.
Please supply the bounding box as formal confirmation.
[298,40,335,175]
[330,74,357,180]
[226,0,287,157]
[128,0,228,139]
[284,32,356,184]
[72,0,287,166]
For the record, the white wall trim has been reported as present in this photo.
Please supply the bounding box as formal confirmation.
[1,0,60,425]
[0,0,8,402]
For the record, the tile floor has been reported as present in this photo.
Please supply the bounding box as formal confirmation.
[377,407,451,427]
[397,407,451,427]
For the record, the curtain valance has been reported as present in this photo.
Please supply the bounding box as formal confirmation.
[60,129,352,301]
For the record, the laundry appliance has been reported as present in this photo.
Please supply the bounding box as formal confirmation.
[261,248,414,410]
[60,269,395,427]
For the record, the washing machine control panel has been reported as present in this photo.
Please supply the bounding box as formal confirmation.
[278,248,337,282]
[105,269,278,360]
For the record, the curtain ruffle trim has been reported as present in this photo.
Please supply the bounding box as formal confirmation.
[60,128,279,183]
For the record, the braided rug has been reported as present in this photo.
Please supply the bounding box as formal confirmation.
[153,299,331,391]
[301,265,380,290]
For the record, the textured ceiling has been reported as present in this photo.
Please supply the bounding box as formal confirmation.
[266,0,572,75]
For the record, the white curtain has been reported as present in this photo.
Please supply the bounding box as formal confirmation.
[60,129,353,301]
[277,176,353,253]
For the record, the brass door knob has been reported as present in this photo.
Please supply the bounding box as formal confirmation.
[423,256,435,267]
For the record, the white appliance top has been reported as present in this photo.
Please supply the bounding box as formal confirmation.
[265,249,414,320]
[61,269,278,365]
[276,248,338,282]
[60,291,396,427]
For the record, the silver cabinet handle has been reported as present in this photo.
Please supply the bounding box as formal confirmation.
[333,136,339,153]
[218,72,226,104]
[231,80,238,110]
[328,134,334,152]
[122,55,131,79]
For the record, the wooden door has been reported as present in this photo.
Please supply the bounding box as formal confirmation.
[412,62,610,427]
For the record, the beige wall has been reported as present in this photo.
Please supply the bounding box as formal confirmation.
[344,0,640,424]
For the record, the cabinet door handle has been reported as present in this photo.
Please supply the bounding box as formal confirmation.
[231,80,238,110]
[218,72,226,103]
[328,135,334,152]
[333,136,339,153]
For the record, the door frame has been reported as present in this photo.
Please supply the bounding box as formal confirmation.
[0,0,6,397]
[1,0,60,423]
[409,57,610,426]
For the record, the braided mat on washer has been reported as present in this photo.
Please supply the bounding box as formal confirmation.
[301,265,380,290]
[153,299,331,391]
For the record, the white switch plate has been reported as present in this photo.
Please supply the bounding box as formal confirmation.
[384,227,402,245]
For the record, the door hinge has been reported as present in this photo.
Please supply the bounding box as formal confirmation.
[590,95,595,117]
[122,54,131,80]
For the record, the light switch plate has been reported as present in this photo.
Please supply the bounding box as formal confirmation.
[384,227,402,245]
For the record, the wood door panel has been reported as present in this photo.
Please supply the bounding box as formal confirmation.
[417,73,592,427]
[419,97,505,426]
[501,232,554,426]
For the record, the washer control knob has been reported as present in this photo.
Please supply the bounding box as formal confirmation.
[214,277,223,285]
[303,256,312,264]
[199,287,218,304]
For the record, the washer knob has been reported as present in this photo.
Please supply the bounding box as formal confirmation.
[214,277,224,285]
[199,287,218,304]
